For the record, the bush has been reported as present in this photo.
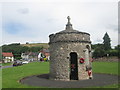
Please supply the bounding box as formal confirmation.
[92,48,106,58]
[15,57,22,60]
[108,50,118,57]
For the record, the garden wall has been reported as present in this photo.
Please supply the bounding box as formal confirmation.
[93,57,119,62]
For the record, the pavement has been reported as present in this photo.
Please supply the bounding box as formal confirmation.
[2,65,13,69]
[20,73,119,88]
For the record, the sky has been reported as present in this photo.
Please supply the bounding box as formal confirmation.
[0,0,119,47]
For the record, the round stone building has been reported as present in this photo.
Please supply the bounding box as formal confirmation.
[49,16,93,81]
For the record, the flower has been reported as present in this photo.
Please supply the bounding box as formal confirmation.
[79,58,85,64]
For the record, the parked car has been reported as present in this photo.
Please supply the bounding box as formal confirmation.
[13,60,23,66]
[22,61,29,64]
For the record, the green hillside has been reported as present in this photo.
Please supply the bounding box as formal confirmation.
[21,43,49,48]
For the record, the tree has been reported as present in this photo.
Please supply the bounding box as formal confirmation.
[0,46,2,61]
[2,43,43,59]
[103,32,111,51]
[91,43,104,50]
[92,45,106,58]
[115,45,120,58]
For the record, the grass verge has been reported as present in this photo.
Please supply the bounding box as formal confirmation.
[2,63,13,66]
[2,61,119,88]
[2,62,49,88]
[92,62,119,75]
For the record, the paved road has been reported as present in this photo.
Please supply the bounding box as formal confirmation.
[20,73,119,88]
[2,65,13,69]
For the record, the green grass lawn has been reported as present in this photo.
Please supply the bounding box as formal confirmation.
[2,61,119,88]
[92,62,119,75]
[2,62,49,88]
[0,68,2,89]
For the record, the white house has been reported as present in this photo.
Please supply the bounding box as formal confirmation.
[21,52,39,61]
[2,52,14,63]
[21,53,29,60]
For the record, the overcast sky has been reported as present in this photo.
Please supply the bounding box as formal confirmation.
[0,0,119,47]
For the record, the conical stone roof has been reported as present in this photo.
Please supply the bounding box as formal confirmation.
[49,16,91,44]
[56,16,89,35]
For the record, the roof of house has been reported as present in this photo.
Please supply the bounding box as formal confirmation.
[2,52,13,57]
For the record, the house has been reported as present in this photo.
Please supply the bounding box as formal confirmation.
[21,49,50,61]
[21,52,39,61]
[2,52,14,63]
[21,53,29,60]
[38,49,50,61]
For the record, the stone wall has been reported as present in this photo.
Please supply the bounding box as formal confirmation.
[93,57,119,62]
[49,41,92,80]
[49,33,91,44]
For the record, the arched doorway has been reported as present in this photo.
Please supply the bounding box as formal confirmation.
[70,52,78,80]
